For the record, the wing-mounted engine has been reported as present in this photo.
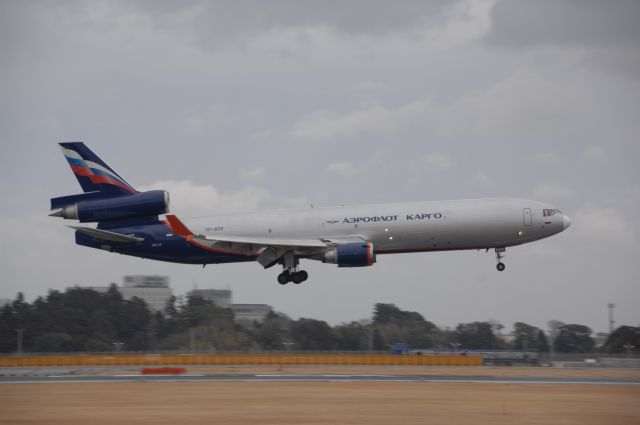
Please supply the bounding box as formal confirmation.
[318,242,376,267]
[50,190,169,223]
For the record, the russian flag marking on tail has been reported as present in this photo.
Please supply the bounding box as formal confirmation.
[59,142,137,195]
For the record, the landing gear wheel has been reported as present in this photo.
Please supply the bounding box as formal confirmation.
[494,247,506,272]
[277,271,290,285]
[292,270,308,284]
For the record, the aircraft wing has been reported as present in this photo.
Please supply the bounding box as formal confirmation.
[198,234,328,248]
[164,215,329,267]
[69,226,144,244]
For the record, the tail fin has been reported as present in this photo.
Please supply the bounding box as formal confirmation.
[59,142,137,195]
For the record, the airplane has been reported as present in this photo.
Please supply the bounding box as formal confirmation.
[50,142,571,285]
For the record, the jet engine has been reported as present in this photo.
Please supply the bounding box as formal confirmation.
[321,242,375,267]
[50,190,169,223]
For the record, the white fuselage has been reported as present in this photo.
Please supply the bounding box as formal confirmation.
[185,198,570,255]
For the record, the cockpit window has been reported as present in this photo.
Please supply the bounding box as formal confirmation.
[543,209,562,217]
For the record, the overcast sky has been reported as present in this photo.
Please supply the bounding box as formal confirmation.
[1,0,639,334]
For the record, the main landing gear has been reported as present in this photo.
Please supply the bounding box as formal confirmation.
[277,251,309,284]
[495,247,506,272]
[277,269,309,285]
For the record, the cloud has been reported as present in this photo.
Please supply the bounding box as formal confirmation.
[582,145,608,161]
[532,152,560,164]
[428,0,495,47]
[421,153,452,170]
[0,214,72,279]
[474,172,491,184]
[485,0,640,48]
[290,105,393,141]
[484,1,640,78]
[326,161,360,177]
[139,180,269,216]
[239,166,267,181]
[130,0,456,47]
[2,0,639,332]
[292,69,591,145]
[531,184,573,202]
[290,99,434,141]
[438,72,586,138]
[572,203,636,244]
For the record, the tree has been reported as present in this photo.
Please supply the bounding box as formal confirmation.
[291,318,335,350]
[373,303,425,325]
[32,332,73,353]
[253,312,293,350]
[513,322,549,352]
[601,326,640,354]
[372,303,437,349]
[554,324,595,353]
[455,322,497,349]
[334,321,370,351]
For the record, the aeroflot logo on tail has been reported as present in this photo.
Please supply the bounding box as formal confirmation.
[340,213,443,224]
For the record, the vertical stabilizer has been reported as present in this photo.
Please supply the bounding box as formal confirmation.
[59,142,137,196]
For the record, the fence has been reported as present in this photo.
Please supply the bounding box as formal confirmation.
[0,353,482,367]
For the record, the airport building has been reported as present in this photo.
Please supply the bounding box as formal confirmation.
[231,304,272,325]
[188,289,272,324]
[189,288,232,308]
[74,277,272,322]
[77,275,174,312]
[120,275,173,312]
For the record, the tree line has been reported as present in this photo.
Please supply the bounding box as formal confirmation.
[0,287,637,354]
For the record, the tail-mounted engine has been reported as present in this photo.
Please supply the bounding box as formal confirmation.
[50,190,169,223]
[321,242,376,267]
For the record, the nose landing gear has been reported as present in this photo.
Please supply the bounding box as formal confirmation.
[495,247,506,271]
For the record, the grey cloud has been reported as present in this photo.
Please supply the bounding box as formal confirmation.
[130,0,456,45]
[1,0,639,332]
[485,0,640,48]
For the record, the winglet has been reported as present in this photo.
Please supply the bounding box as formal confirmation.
[165,214,194,238]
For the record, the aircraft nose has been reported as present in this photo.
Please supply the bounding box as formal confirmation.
[562,214,572,230]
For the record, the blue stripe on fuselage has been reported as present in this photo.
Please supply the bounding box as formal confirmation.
[75,222,253,265]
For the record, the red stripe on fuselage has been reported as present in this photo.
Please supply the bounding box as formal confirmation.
[187,237,258,257]
[164,215,256,257]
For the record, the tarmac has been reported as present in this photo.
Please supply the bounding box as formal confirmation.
[1,366,639,424]
[1,372,639,385]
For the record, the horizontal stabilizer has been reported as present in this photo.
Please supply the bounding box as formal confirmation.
[69,226,143,244]
[165,214,193,238]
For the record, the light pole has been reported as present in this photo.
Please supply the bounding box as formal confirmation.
[368,322,374,354]
[608,303,616,334]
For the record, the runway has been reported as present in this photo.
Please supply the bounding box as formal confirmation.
[1,373,639,385]
[3,371,639,425]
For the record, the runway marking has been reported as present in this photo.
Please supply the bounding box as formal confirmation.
[1,375,639,386]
